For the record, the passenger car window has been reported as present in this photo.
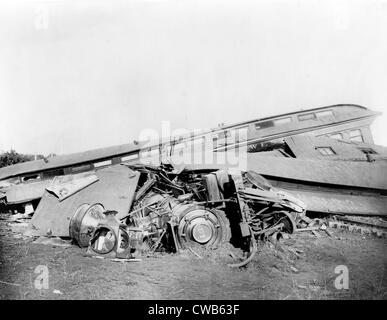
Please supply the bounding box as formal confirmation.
[329,133,343,140]
[273,117,292,126]
[298,113,316,121]
[359,148,377,155]
[316,147,336,156]
[316,110,334,118]
[72,164,92,173]
[22,174,41,182]
[94,160,112,168]
[349,129,363,142]
[121,153,139,162]
[255,120,274,129]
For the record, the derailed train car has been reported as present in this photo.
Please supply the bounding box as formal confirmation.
[67,164,306,266]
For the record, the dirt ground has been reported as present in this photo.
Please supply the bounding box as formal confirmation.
[0,214,386,300]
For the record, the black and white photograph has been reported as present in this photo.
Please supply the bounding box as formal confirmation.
[0,0,386,304]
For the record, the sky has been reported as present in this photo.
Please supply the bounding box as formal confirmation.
[0,0,386,155]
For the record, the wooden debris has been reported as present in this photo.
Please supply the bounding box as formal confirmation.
[32,236,72,247]
[323,228,333,237]
[311,230,321,237]
[53,289,63,295]
[296,226,321,232]
[286,247,301,258]
[110,258,142,262]
[300,216,313,225]
[290,266,299,273]
[0,280,21,287]
[187,247,203,259]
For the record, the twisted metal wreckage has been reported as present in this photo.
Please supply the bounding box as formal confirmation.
[65,163,306,267]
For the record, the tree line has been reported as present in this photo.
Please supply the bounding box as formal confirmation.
[0,150,54,169]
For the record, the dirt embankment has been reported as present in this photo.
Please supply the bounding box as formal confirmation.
[0,215,386,300]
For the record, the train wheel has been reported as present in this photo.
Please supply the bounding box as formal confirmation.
[272,210,297,234]
[176,206,231,249]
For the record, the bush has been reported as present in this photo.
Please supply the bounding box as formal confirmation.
[0,150,38,168]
